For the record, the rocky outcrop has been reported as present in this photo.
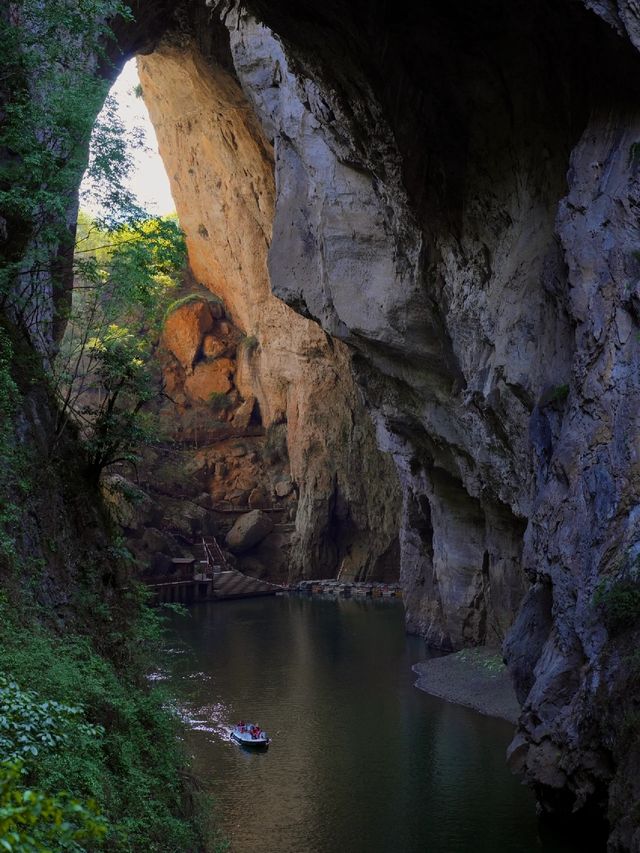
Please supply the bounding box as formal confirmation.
[152,0,638,842]
[137,42,401,581]
[105,282,298,578]
[162,297,218,372]
[226,509,273,552]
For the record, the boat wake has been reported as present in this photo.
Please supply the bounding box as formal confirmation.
[177,700,234,741]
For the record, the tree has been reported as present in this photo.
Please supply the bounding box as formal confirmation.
[53,215,186,480]
[0,0,134,348]
[0,0,186,479]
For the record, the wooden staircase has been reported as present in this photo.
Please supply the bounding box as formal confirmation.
[200,535,229,573]
[143,534,285,604]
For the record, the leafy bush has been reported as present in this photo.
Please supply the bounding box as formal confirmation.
[0,760,108,853]
[594,578,640,634]
[0,598,206,852]
[0,676,102,763]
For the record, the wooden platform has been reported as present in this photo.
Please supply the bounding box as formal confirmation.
[146,569,283,605]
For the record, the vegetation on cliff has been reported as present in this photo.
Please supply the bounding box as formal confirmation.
[55,213,185,480]
[0,2,213,850]
[0,316,218,850]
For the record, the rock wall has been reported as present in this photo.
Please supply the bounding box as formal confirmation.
[101,280,299,583]
[172,0,639,842]
[4,0,640,845]
[137,41,401,581]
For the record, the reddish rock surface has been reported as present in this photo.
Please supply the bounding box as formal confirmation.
[184,358,235,402]
[163,299,215,371]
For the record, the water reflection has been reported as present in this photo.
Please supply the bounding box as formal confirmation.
[165,596,588,853]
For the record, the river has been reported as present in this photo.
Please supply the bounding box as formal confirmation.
[164,595,590,853]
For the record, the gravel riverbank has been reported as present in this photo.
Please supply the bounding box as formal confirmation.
[413,648,520,725]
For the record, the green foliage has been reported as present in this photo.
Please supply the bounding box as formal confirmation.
[594,577,640,634]
[453,648,505,675]
[0,676,102,763]
[0,597,204,852]
[208,391,232,414]
[0,5,214,849]
[0,760,108,853]
[55,215,185,478]
[0,329,22,560]
[0,677,107,851]
[0,0,134,326]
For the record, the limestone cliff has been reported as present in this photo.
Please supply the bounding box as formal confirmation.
[137,43,401,581]
[185,0,639,843]
[3,0,640,846]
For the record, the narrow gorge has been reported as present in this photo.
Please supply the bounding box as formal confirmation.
[1,0,640,850]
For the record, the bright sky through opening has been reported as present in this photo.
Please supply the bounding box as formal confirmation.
[82,59,175,216]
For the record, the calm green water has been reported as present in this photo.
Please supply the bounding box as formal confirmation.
[165,596,591,853]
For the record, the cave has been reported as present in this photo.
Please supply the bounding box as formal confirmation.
[3,0,640,847]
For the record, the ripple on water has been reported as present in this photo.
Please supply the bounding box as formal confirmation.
[178,701,234,741]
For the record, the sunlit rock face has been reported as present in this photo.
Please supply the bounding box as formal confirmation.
[141,0,640,842]
[137,42,401,582]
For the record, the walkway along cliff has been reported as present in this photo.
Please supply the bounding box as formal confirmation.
[2,0,640,849]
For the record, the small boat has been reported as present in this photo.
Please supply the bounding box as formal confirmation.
[231,722,270,749]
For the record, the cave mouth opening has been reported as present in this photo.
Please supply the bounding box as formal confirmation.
[65,53,303,588]
[68,41,401,591]
[33,0,640,843]
[65,0,640,605]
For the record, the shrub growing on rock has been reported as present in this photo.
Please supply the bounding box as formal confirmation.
[595,577,640,634]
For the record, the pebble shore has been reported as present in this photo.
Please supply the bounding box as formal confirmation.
[413,647,521,725]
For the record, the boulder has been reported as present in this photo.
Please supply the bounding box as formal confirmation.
[274,477,294,498]
[202,334,228,359]
[225,510,274,553]
[226,488,252,506]
[248,487,268,509]
[163,299,215,371]
[184,358,234,402]
[210,485,227,504]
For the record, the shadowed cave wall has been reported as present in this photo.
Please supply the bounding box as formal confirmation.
[3,0,640,847]
[125,0,640,844]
